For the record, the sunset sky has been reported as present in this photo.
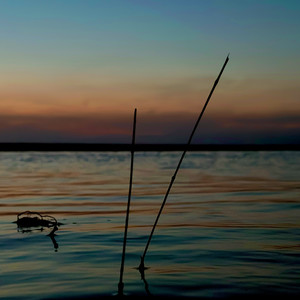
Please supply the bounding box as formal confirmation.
[0,0,299,144]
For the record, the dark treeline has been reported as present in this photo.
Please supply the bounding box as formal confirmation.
[0,143,299,152]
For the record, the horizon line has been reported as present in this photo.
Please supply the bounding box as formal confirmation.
[0,143,299,152]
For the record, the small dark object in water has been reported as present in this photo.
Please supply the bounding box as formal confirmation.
[14,211,61,251]
[14,211,62,229]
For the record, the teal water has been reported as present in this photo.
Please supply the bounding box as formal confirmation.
[0,151,299,299]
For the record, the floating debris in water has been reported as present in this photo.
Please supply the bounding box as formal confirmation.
[14,211,62,251]
[14,211,63,231]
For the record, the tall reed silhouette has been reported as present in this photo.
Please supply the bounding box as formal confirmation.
[139,55,230,270]
[118,108,137,295]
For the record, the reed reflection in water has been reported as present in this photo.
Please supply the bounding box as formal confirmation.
[0,151,299,299]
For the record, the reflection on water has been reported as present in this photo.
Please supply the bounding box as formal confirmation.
[137,258,152,296]
[48,228,59,251]
[17,225,59,252]
[0,151,299,298]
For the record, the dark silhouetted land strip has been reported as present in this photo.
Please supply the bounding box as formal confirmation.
[0,143,299,152]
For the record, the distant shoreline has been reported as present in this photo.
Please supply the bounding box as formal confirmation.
[0,143,299,152]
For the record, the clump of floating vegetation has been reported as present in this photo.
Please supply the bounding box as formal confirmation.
[14,211,63,232]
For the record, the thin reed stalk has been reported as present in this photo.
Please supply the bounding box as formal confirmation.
[139,55,229,269]
[118,108,137,295]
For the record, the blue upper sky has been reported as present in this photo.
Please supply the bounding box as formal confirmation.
[1,0,298,76]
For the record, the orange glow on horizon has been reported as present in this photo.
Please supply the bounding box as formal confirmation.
[0,75,299,118]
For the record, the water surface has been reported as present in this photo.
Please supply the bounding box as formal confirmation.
[0,151,299,299]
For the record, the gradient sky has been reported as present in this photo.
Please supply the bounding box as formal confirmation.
[0,0,299,144]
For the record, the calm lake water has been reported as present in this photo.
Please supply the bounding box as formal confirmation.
[0,151,299,299]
